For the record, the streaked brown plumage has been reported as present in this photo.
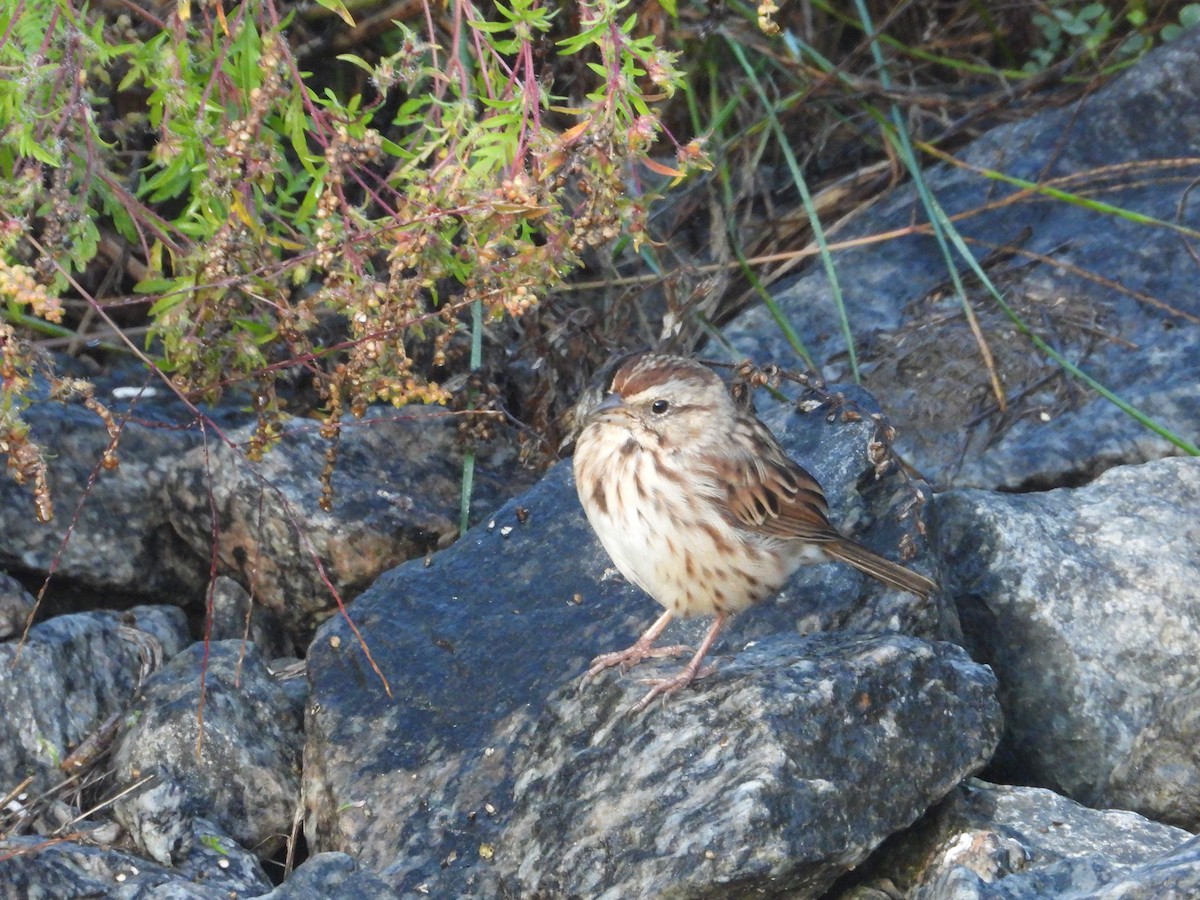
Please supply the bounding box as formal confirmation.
[573,353,936,711]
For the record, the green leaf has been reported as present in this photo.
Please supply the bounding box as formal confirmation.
[147,290,191,316]
[135,278,180,295]
[17,128,61,166]
[336,53,374,74]
[1060,17,1093,37]
[199,834,229,855]
[233,317,277,340]
[468,18,514,34]
[314,0,355,27]
[558,19,609,54]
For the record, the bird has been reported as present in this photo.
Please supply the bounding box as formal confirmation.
[572,353,936,712]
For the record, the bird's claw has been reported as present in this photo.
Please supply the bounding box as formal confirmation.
[630,663,718,713]
[583,643,692,681]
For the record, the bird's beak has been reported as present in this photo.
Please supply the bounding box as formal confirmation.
[592,392,625,415]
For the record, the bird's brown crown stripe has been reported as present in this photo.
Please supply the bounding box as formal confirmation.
[613,356,717,397]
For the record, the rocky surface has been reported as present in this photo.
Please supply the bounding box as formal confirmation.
[1089,836,1200,900]
[252,852,404,899]
[0,366,534,649]
[0,373,210,607]
[0,606,189,797]
[0,828,272,899]
[164,405,535,644]
[0,571,35,639]
[111,640,303,864]
[725,25,1200,493]
[832,779,1195,900]
[500,634,1000,898]
[934,457,1200,830]
[208,574,295,660]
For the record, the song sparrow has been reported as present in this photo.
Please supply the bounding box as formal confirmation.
[573,353,936,712]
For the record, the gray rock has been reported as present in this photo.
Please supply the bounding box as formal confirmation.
[0,374,209,604]
[0,571,35,639]
[172,817,276,896]
[209,575,294,659]
[1109,683,1200,833]
[932,457,1200,828]
[0,606,189,796]
[724,28,1200,492]
[267,655,311,723]
[304,387,944,895]
[498,633,1001,899]
[835,780,1193,900]
[0,824,271,899]
[1089,835,1200,899]
[111,640,302,863]
[164,405,535,644]
[754,389,950,642]
[249,852,403,899]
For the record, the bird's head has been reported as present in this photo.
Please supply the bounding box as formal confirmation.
[584,354,735,450]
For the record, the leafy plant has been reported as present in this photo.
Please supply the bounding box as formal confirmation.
[0,0,709,514]
[1159,3,1200,41]
[1025,2,1114,71]
[1024,0,1200,72]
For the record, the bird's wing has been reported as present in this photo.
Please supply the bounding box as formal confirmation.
[705,421,843,543]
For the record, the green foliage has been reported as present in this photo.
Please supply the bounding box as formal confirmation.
[1160,4,1200,41]
[0,0,708,508]
[1023,0,1200,72]
[198,833,230,854]
[0,0,116,293]
[37,734,62,767]
[1025,2,1114,71]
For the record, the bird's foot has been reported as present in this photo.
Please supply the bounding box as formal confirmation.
[584,642,691,681]
[630,662,718,713]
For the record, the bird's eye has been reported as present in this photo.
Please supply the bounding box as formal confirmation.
[650,399,670,414]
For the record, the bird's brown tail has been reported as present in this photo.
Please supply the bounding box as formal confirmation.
[823,540,937,599]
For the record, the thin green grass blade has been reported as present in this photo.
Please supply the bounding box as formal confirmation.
[915,144,1200,241]
[459,296,483,538]
[851,0,1199,457]
[726,37,858,381]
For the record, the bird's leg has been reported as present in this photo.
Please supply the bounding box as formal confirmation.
[585,609,691,680]
[632,612,728,713]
